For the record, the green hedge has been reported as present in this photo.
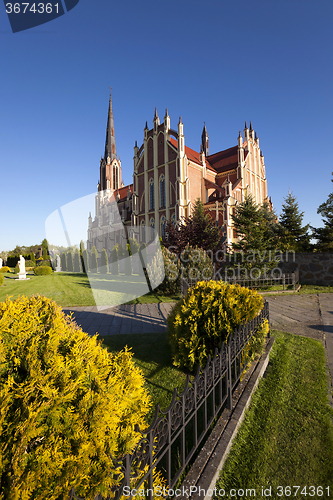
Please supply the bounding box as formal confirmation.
[0,274,4,286]
[167,280,264,371]
[0,295,151,499]
[34,266,53,276]
[0,266,11,273]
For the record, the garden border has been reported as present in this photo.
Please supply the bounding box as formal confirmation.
[178,336,275,500]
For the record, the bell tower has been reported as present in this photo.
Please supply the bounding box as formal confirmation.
[99,90,121,192]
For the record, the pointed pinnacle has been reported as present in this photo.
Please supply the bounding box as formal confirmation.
[249,121,253,131]
[154,107,158,119]
[245,121,248,129]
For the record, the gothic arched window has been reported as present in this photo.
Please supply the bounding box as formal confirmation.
[149,179,154,211]
[160,175,165,208]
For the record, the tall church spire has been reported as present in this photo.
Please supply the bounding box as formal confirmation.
[201,123,209,156]
[104,90,117,162]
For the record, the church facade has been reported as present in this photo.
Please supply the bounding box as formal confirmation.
[88,95,270,254]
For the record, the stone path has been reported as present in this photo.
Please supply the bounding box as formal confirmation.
[266,293,333,397]
[64,293,333,396]
[63,302,175,335]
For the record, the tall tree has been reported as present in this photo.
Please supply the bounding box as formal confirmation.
[231,195,277,275]
[312,173,333,251]
[166,199,220,254]
[278,192,311,251]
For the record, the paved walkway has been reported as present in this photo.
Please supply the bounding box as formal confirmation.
[64,293,333,394]
[63,302,175,335]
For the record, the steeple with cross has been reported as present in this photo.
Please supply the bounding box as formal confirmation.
[104,88,117,162]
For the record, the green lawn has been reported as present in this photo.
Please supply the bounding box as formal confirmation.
[214,331,333,499]
[100,332,187,422]
[0,272,180,307]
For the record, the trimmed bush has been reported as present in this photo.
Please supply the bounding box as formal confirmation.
[74,249,81,273]
[90,246,98,273]
[100,248,109,274]
[110,246,119,275]
[36,260,52,267]
[167,280,264,371]
[125,244,132,276]
[6,255,20,268]
[0,266,11,273]
[0,274,4,286]
[147,246,179,295]
[34,265,53,275]
[82,249,89,273]
[67,251,74,272]
[61,252,67,272]
[24,259,35,268]
[0,295,151,499]
[179,245,213,281]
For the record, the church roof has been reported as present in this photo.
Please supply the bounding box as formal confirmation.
[207,146,239,173]
[114,184,133,202]
[169,138,216,172]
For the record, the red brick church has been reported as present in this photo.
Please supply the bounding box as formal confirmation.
[87,93,271,253]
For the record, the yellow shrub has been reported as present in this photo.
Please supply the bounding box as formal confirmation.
[0,295,151,500]
[167,280,264,371]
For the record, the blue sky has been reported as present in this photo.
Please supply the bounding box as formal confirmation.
[1,0,332,251]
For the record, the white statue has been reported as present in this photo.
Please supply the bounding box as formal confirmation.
[15,255,29,281]
[18,255,25,274]
[0,258,2,269]
[55,254,61,272]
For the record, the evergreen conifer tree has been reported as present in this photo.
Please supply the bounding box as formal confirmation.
[100,248,109,274]
[231,195,277,276]
[166,199,220,254]
[67,251,74,272]
[90,246,98,272]
[61,252,67,271]
[312,173,333,251]
[74,249,81,272]
[110,246,119,275]
[82,249,89,272]
[279,192,311,251]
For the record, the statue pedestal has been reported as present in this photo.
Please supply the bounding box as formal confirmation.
[55,266,61,272]
[16,273,29,280]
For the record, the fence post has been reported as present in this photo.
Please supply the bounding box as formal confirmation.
[227,343,232,410]
[292,272,295,290]
[282,274,285,291]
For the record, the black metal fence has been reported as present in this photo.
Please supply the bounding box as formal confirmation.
[69,302,269,500]
[181,269,299,296]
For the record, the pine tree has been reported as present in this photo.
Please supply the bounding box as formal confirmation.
[231,195,277,276]
[90,246,98,272]
[67,251,74,272]
[61,252,67,271]
[110,246,119,275]
[166,199,220,254]
[312,173,333,251]
[74,249,81,272]
[279,192,311,251]
[100,248,109,274]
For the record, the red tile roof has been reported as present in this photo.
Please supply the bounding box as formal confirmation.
[169,138,216,172]
[207,146,239,173]
[114,184,133,201]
